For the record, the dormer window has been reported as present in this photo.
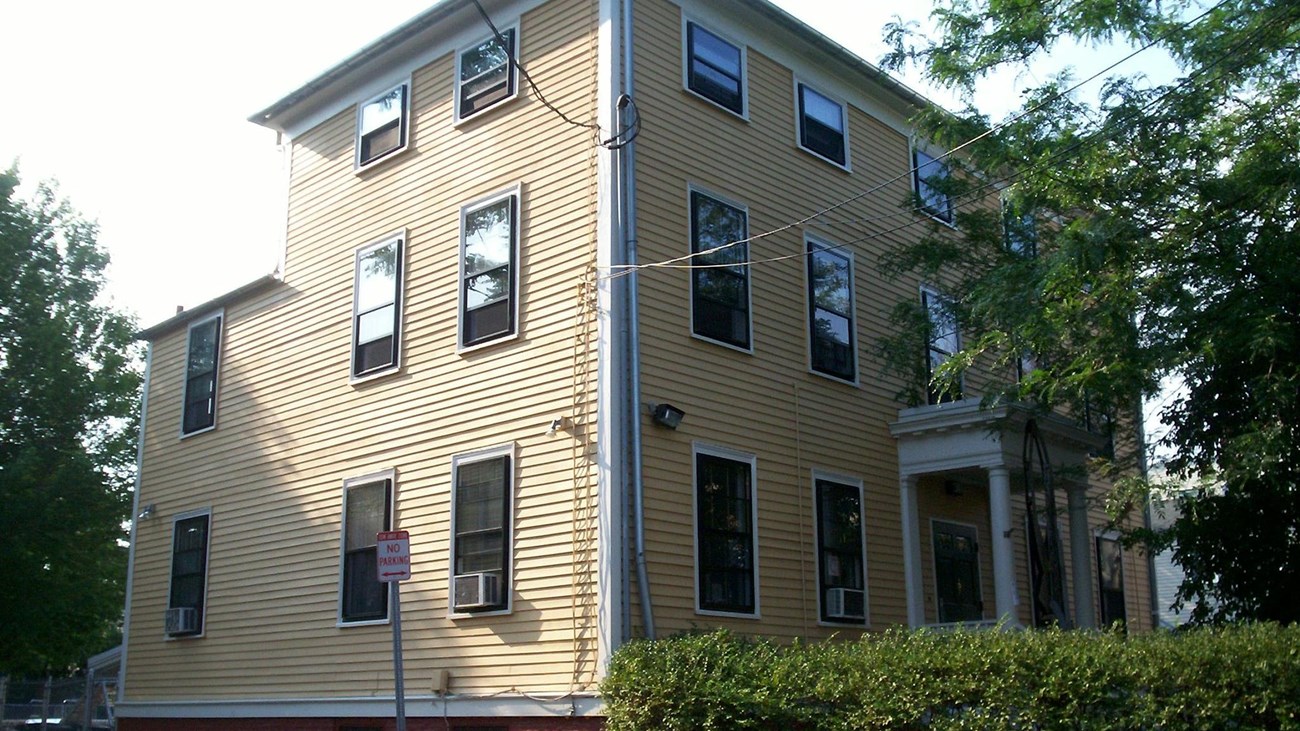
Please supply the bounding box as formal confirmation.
[355,84,409,168]
[457,28,518,121]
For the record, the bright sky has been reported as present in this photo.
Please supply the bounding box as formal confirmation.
[0,1,1172,329]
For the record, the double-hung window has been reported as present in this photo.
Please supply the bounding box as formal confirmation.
[339,474,393,624]
[460,189,519,349]
[456,27,517,122]
[181,313,222,435]
[690,190,750,350]
[922,287,961,404]
[352,233,404,378]
[797,83,847,167]
[166,511,210,637]
[685,21,745,116]
[356,83,409,168]
[695,447,758,616]
[807,238,855,381]
[913,148,954,224]
[450,447,513,615]
[815,476,867,624]
[1002,198,1038,256]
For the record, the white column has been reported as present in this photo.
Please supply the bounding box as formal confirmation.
[1068,485,1097,629]
[899,474,925,627]
[987,466,1019,626]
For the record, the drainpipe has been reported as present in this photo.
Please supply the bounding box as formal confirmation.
[118,343,154,703]
[621,0,655,640]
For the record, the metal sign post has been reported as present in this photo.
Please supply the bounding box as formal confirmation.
[377,530,411,731]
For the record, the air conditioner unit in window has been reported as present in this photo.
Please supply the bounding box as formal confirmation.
[164,607,199,635]
[453,572,501,611]
[826,588,865,619]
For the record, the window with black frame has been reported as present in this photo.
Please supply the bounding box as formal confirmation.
[690,191,749,349]
[352,236,403,378]
[356,84,407,167]
[816,478,866,623]
[923,287,962,404]
[685,22,744,115]
[182,314,221,434]
[167,512,210,636]
[460,193,518,348]
[696,450,756,615]
[452,453,511,613]
[457,29,517,120]
[913,148,953,223]
[798,83,846,166]
[807,240,855,380]
[340,477,391,623]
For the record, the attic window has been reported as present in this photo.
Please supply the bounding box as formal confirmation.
[456,27,518,121]
[356,84,409,168]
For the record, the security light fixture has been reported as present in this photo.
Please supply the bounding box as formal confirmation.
[650,403,685,430]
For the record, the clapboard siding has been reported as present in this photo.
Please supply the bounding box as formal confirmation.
[125,0,602,703]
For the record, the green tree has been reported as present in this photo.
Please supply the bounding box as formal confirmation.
[878,0,1300,622]
[0,167,142,674]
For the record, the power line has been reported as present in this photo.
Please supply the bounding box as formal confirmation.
[598,0,1239,281]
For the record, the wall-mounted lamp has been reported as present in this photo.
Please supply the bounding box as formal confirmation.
[943,480,964,497]
[650,403,685,430]
[137,503,157,521]
[546,417,567,436]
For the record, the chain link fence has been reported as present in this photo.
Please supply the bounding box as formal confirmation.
[0,673,115,730]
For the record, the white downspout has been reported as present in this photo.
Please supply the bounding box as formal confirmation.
[621,0,654,640]
[117,342,153,703]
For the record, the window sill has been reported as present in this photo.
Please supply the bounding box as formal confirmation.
[337,617,391,628]
[809,366,859,388]
[683,87,748,121]
[797,144,851,173]
[695,608,760,620]
[449,607,512,620]
[179,424,217,440]
[350,364,402,387]
[354,144,411,174]
[690,331,753,355]
[453,93,522,128]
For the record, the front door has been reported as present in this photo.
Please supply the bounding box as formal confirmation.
[933,520,983,622]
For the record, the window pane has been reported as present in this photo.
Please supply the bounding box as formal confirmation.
[357,305,395,345]
[360,87,403,136]
[692,194,746,263]
[344,548,384,619]
[187,319,219,374]
[461,32,512,82]
[811,249,850,315]
[915,149,952,220]
[465,200,513,270]
[691,26,740,73]
[345,482,386,551]
[357,242,399,312]
[801,86,842,132]
[465,269,510,310]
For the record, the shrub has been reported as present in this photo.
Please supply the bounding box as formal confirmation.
[601,624,1300,730]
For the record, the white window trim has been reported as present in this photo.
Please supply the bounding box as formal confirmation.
[928,517,984,626]
[686,184,754,354]
[921,284,963,402]
[680,16,749,121]
[805,235,859,386]
[453,22,521,126]
[350,230,408,384]
[793,79,851,171]
[911,140,958,229]
[353,79,412,171]
[692,442,761,619]
[811,470,869,627]
[178,309,224,439]
[337,469,397,627]
[457,185,523,354]
[448,443,518,619]
[165,508,213,640]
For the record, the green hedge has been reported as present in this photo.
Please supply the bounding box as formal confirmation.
[600,625,1300,730]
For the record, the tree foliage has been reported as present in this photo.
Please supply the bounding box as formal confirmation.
[877,0,1300,622]
[0,167,142,674]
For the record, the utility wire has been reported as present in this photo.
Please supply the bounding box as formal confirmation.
[598,0,1238,281]
[617,10,1296,275]
[470,0,640,149]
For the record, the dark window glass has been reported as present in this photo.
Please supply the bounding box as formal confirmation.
[816,479,865,623]
[1097,536,1127,628]
[687,23,743,114]
[1003,199,1038,256]
[808,242,854,380]
[169,514,209,636]
[690,192,749,348]
[923,289,961,404]
[798,84,846,165]
[342,479,391,622]
[696,453,755,614]
[454,455,510,612]
[461,196,517,347]
[459,29,516,119]
[933,521,982,623]
[358,85,407,166]
[182,316,221,434]
[914,149,953,223]
[353,238,402,377]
